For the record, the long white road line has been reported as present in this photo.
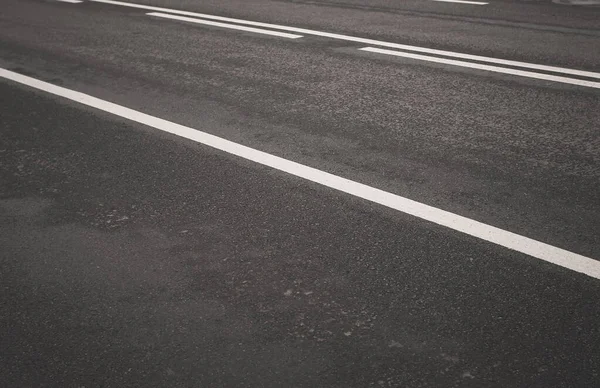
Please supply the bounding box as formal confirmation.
[360,47,600,89]
[2,68,599,280]
[147,12,303,39]
[431,0,488,4]
[90,0,600,81]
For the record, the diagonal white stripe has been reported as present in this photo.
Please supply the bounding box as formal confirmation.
[431,0,488,4]
[147,12,303,39]
[360,47,600,89]
[1,68,599,280]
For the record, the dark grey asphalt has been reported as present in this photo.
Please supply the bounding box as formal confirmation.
[1,0,600,387]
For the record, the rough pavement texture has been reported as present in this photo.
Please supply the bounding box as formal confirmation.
[1,79,599,388]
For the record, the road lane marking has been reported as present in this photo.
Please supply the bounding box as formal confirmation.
[56,0,83,3]
[360,47,600,89]
[90,0,600,81]
[147,12,303,39]
[431,0,488,4]
[1,68,599,280]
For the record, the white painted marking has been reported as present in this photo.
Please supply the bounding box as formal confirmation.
[89,0,600,81]
[147,12,303,39]
[431,0,488,5]
[360,47,600,89]
[56,0,83,3]
[1,68,599,280]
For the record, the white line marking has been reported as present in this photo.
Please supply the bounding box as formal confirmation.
[56,0,83,3]
[431,0,488,4]
[360,47,600,89]
[1,68,599,280]
[89,0,600,81]
[147,12,303,39]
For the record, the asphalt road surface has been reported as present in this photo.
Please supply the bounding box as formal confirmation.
[1,0,599,387]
